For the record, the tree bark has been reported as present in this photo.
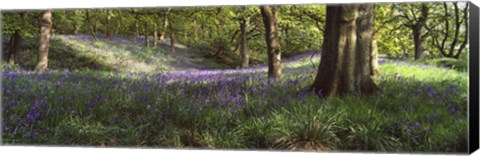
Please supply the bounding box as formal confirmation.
[145,21,150,48]
[239,16,249,68]
[7,29,21,65]
[153,21,158,48]
[35,10,53,72]
[160,8,171,43]
[133,14,139,43]
[85,10,98,41]
[370,39,380,76]
[105,9,111,39]
[311,4,378,97]
[412,4,429,60]
[170,20,175,53]
[412,26,424,60]
[260,5,282,79]
[455,2,468,58]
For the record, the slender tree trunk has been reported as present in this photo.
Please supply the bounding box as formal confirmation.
[260,5,281,79]
[311,4,378,97]
[170,20,175,53]
[115,19,121,34]
[35,10,53,72]
[370,39,380,76]
[7,12,25,65]
[133,14,139,43]
[85,10,98,41]
[160,8,171,43]
[105,9,111,39]
[7,30,21,65]
[153,22,158,48]
[145,21,150,48]
[72,23,80,34]
[455,2,468,58]
[240,17,249,68]
[284,24,290,50]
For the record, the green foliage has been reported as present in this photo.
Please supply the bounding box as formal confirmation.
[2,12,38,36]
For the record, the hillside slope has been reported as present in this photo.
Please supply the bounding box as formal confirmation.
[2,34,230,73]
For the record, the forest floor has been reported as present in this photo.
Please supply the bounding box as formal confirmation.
[1,34,469,153]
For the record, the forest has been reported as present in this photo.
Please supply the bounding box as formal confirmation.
[1,2,469,153]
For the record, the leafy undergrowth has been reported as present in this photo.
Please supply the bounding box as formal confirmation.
[1,56,468,153]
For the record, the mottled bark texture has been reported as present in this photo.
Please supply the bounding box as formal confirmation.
[260,5,282,79]
[311,4,378,97]
[35,10,52,72]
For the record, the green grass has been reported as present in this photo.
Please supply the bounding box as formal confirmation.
[1,35,469,153]
[2,61,468,153]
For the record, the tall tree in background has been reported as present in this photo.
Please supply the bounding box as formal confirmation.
[85,10,98,40]
[426,2,468,59]
[35,10,53,72]
[153,16,158,48]
[396,3,430,60]
[160,8,172,43]
[7,13,26,65]
[239,6,250,68]
[260,5,281,79]
[7,29,21,65]
[170,19,175,53]
[105,9,112,39]
[311,4,378,97]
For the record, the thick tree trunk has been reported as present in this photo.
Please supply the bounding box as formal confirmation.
[260,5,282,79]
[35,10,52,72]
[413,27,424,60]
[7,30,22,65]
[311,4,378,97]
[412,4,428,60]
[240,17,249,68]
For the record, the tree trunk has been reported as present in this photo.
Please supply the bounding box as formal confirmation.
[455,2,468,59]
[145,21,150,48]
[160,8,171,43]
[85,10,98,41]
[105,9,111,39]
[240,17,249,68]
[311,4,378,97]
[170,21,175,53]
[412,4,429,60]
[370,39,380,76]
[153,22,158,48]
[7,29,21,65]
[413,26,424,60]
[260,5,281,79]
[35,10,53,72]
